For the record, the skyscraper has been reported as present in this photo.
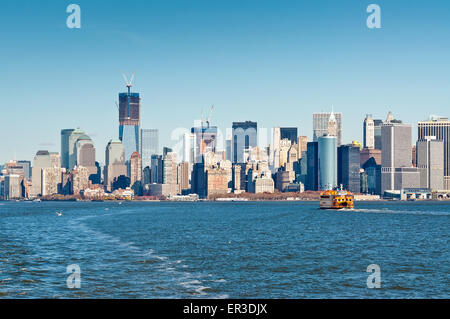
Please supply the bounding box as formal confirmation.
[61,129,75,169]
[75,134,96,175]
[363,114,375,149]
[31,150,52,197]
[71,166,90,195]
[374,119,384,150]
[362,157,382,195]
[232,121,257,163]
[17,160,31,181]
[280,127,298,144]
[318,135,337,190]
[338,144,361,193]
[418,116,450,190]
[42,167,63,196]
[313,112,343,146]
[67,128,85,170]
[306,141,319,191]
[278,139,292,168]
[140,129,159,169]
[50,152,61,168]
[4,174,22,200]
[119,78,141,161]
[163,152,179,196]
[191,123,218,164]
[381,123,412,168]
[271,127,281,170]
[151,154,164,184]
[178,161,191,192]
[129,152,142,195]
[381,122,420,193]
[183,132,196,164]
[104,140,127,192]
[226,138,232,162]
[297,136,308,159]
[416,136,444,190]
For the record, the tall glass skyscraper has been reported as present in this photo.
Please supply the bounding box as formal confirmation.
[140,129,159,169]
[119,88,140,162]
[61,128,85,170]
[337,144,361,193]
[306,141,319,191]
[104,139,127,192]
[61,129,74,169]
[374,119,383,150]
[318,135,337,190]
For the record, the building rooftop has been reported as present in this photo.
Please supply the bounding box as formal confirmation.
[76,134,92,142]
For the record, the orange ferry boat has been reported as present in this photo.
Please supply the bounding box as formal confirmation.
[319,189,354,209]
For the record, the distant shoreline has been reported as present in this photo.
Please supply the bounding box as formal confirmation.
[2,199,450,203]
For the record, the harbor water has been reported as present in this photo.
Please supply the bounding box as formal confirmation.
[0,201,448,298]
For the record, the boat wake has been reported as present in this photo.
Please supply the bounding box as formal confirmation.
[67,214,227,298]
[348,208,450,216]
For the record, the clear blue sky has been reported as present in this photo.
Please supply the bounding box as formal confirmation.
[1,0,450,164]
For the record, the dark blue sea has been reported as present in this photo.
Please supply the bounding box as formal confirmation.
[0,201,448,299]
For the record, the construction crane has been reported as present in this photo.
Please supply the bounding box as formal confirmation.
[206,104,214,128]
[121,72,135,119]
[122,71,135,94]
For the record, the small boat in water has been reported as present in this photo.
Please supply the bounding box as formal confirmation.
[320,189,354,210]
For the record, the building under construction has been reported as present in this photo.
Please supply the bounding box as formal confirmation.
[119,73,141,161]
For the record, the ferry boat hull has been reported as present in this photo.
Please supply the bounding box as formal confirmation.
[319,190,354,210]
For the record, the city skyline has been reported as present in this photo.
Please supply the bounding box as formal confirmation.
[2,1,450,164]
[0,108,444,166]
[2,1,450,304]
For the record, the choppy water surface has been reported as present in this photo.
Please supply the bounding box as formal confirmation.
[0,201,448,298]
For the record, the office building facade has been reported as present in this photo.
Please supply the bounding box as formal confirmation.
[363,114,375,149]
[280,127,298,144]
[67,128,85,170]
[338,144,361,193]
[141,129,159,169]
[416,137,444,190]
[362,157,382,195]
[313,112,343,146]
[381,122,420,192]
[31,150,52,197]
[119,88,141,161]
[318,135,337,190]
[104,140,127,192]
[306,142,319,191]
[61,129,75,169]
[418,116,450,189]
[374,119,383,150]
[17,160,31,181]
